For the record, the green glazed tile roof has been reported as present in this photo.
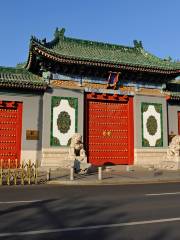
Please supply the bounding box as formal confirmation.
[29,28,180,72]
[0,66,47,90]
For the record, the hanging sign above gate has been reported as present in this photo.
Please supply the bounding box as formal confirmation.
[84,87,134,96]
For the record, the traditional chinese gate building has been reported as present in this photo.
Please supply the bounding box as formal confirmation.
[0,28,180,168]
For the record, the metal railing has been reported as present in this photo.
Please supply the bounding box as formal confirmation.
[0,159,38,185]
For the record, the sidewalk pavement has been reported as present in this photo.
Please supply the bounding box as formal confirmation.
[47,165,180,185]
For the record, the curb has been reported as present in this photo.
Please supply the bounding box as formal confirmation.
[47,178,180,186]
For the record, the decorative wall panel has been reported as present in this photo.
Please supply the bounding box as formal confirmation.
[141,103,163,147]
[51,97,78,146]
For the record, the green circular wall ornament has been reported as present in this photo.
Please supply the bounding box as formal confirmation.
[57,111,71,134]
[146,115,158,136]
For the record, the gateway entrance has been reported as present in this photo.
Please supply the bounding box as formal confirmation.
[0,101,22,168]
[85,93,134,166]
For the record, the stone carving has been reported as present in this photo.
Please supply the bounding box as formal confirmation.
[68,133,91,173]
[160,135,180,170]
[167,135,180,158]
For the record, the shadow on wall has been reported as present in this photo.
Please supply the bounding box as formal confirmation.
[36,95,43,166]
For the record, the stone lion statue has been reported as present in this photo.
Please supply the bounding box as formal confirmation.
[68,133,91,173]
[159,135,180,170]
[167,135,180,158]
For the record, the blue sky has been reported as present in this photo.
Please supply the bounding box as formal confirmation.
[0,0,180,67]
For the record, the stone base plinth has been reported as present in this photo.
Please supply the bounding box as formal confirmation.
[159,156,180,170]
[134,148,167,169]
[41,148,70,168]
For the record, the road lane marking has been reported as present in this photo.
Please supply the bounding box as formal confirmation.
[0,200,42,204]
[1,217,180,237]
[146,192,180,196]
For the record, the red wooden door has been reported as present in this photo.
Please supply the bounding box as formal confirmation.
[85,93,134,166]
[0,101,22,168]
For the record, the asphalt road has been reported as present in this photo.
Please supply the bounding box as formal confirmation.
[1,183,180,239]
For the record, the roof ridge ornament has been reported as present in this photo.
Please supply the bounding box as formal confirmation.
[54,27,65,40]
[133,40,143,49]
